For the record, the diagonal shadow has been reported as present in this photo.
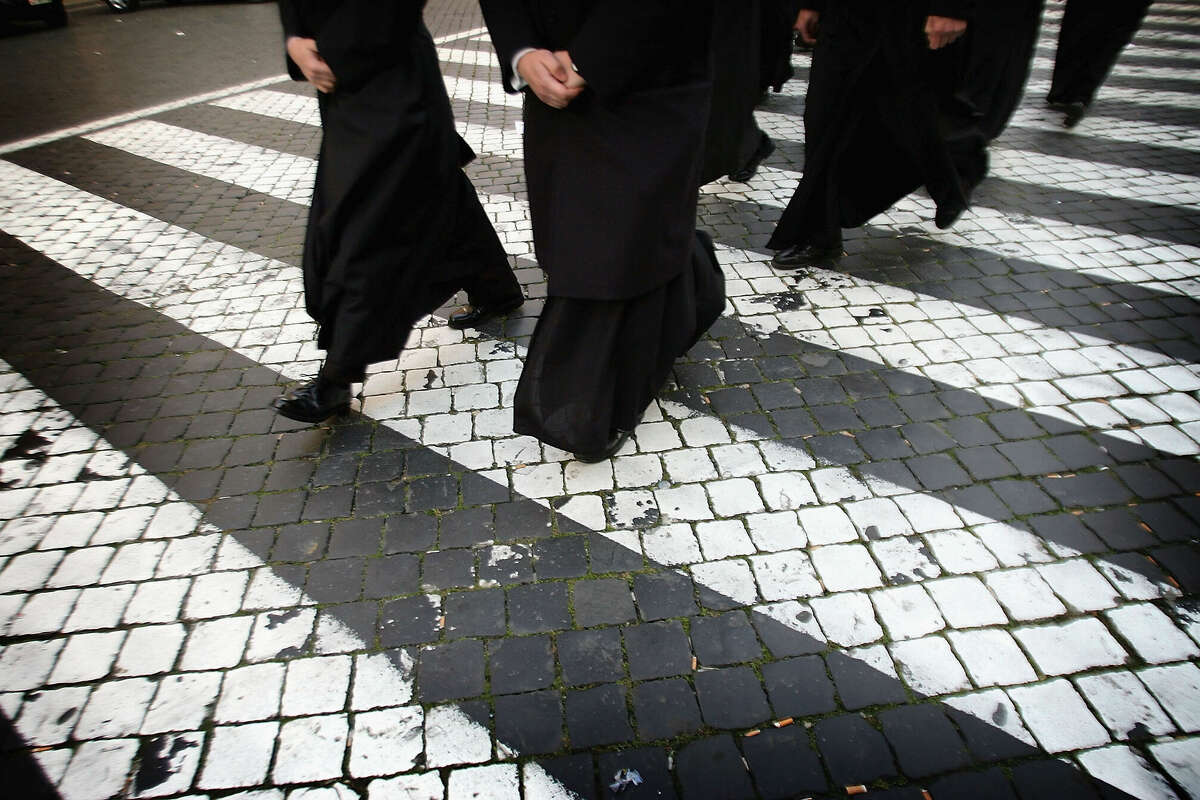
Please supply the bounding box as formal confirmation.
[0,227,1189,798]
[0,713,60,800]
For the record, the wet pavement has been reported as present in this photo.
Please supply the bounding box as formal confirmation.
[1,0,1199,798]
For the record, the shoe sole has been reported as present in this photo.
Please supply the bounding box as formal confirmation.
[273,403,350,424]
[446,298,524,330]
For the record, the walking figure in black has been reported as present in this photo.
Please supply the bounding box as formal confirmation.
[272,0,523,423]
[1047,0,1152,128]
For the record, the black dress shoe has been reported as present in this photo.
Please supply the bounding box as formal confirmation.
[272,377,351,423]
[573,428,634,464]
[447,296,523,330]
[935,198,968,230]
[772,242,841,269]
[1062,101,1087,128]
[728,134,776,182]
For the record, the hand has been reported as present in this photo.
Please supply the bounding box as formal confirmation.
[553,51,587,91]
[795,9,820,44]
[287,36,336,93]
[925,15,967,50]
[517,49,583,109]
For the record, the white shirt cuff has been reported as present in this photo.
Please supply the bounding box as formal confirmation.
[510,47,536,91]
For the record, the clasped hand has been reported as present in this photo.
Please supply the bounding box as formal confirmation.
[517,49,586,109]
[287,36,336,93]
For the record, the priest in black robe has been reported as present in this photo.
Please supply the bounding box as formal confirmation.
[272,0,523,423]
[701,0,776,185]
[1047,0,1152,127]
[478,0,726,462]
[958,0,1043,140]
[767,0,987,269]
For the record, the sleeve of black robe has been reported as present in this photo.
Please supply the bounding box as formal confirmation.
[278,0,307,83]
[309,1,425,94]
[479,0,541,94]
[567,2,686,100]
[928,0,974,20]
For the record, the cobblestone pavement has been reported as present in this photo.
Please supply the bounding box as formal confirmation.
[1,1,1199,798]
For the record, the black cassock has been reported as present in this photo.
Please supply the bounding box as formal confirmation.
[279,0,518,380]
[1048,0,1152,108]
[761,0,803,94]
[959,0,1043,140]
[701,0,768,185]
[480,0,726,455]
[768,0,987,252]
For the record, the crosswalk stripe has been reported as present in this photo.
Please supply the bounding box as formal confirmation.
[64,102,1200,441]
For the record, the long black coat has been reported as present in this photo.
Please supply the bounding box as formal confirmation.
[768,0,985,250]
[279,0,479,369]
[479,0,713,300]
[958,0,1043,141]
[1048,0,1152,107]
[700,0,765,185]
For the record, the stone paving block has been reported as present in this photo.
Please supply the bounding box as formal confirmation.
[632,678,703,741]
[58,738,141,800]
[1076,670,1176,741]
[272,714,349,784]
[214,662,285,723]
[1105,602,1200,664]
[984,567,1068,620]
[488,635,554,694]
[694,666,772,729]
[1149,738,1200,800]
[870,583,946,640]
[828,646,907,710]
[879,704,971,777]
[1009,679,1112,754]
[494,691,563,754]
[810,590,883,646]
[349,706,423,778]
[281,655,352,717]
[814,714,899,786]
[675,735,755,800]
[760,654,836,718]
[418,639,484,702]
[1013,618,1129,676]
[625,620,696,682]
[926,575,1008,628]
[632,570,697,621]
[889,635,972,696]
[1138,663,1200,733]
[1078,745,1182,800]
[944,689,1039,762]
[565,684,632,749]
[16,686,89,745]
[559,628,624,686]
[690,611,763,666]
[572,577,636,627]
[811,542,885,591]
[198,721,279,790]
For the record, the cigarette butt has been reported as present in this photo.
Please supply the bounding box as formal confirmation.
[744,729,760,737]
[1167,575,1181,589]
[922,791,933,800]
[1139,522,1153,533]
[691,656,698,670]
[773,717,794,728]
[437,616,446,629]
[846,786,868,796]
